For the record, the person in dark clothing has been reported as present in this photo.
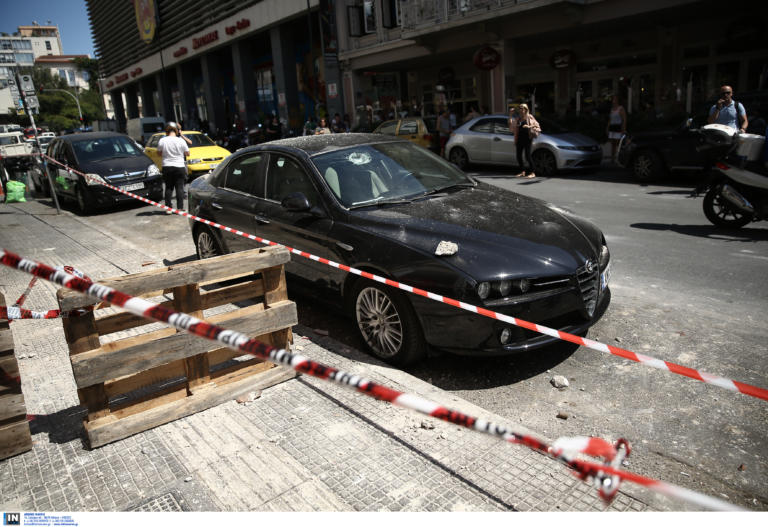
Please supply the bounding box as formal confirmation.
[510,104,541,178]
[265,116,282,141]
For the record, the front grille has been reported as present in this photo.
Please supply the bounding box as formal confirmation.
[106,170,145,183]
[577,260,599,317]
[202,157,223,162]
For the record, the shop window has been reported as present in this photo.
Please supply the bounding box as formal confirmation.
[348,6,363,37]
[382,0,400,29]
[364,1,377,34]
[256,68,274,102]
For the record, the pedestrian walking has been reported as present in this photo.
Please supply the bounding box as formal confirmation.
[606,95,627,164]
[437,108,451,157]
[510,103,540,178]
[157,122,189,214]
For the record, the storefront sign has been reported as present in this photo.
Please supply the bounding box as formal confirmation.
[327,82,338,98]
[115,73,129,84]
[225,18,251,35]
[173,46,188,58]
[473,46,501,70]
[106,80,114,88]
[550,49,573,69]
[193,30,219,50]
[130,67,143,78]
[134,0,158,45]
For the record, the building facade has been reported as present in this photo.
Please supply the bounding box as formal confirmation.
[90,0,766,135]
[336,0,767,127]
[89,0,342,136]
[34,55,91,90]
[0,23,66,116]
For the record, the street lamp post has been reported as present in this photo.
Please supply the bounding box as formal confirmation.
[45,87,83,129]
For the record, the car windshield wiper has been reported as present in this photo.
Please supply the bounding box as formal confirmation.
[420,181,476,197]
[349,195,419,208]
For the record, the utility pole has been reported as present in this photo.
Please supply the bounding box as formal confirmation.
[16,71,61,213]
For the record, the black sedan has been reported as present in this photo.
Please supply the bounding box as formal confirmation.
[39,132,163,213]
[188,134,611,365]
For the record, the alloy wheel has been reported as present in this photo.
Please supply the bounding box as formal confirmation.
[196,230,220,259]
[355,286,403,359]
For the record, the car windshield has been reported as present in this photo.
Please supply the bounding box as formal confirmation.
[185,134,216,147]
[312,142,474,208]
[71,136,144,163]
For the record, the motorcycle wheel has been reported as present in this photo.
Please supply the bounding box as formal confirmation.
[703,185,753,228]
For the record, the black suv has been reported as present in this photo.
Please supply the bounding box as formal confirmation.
[36,132,163,213]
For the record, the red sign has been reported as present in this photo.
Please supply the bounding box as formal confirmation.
[173,46,187,58]
[130,67,143,78]
[106,80,114,88]
[193,30,219,50]
[115,73,129,84]
[473,46,501,70]
[225,19,251,36]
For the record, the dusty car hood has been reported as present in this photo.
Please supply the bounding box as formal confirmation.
[78,155,153,176]
[349,182,600,279]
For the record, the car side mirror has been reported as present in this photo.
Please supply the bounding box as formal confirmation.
[685,118,693,129]
[282,192,312,212]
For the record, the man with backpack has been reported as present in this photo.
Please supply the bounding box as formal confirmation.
[708,85,748,133]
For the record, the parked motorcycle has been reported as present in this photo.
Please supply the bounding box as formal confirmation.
[693,124,768,228]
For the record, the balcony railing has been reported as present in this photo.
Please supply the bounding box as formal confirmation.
[400,0,535,31]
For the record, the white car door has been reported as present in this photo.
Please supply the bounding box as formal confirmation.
[490,118,517,165]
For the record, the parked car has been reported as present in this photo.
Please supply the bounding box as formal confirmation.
[38,132,162,213]
[187,134,611,366]
[0,131,35,172]
[143,130,231,181]
[445,114,602,176]
[372,117,440,153]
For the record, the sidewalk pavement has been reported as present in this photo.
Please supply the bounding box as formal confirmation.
[0,200,667,512]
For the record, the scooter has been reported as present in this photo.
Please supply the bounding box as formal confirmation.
[693,124,768,228]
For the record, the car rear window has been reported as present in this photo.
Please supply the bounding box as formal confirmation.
[376,121,398,135]
[398,120,418,135]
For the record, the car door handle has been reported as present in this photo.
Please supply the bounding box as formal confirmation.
[336,241,353,251]
[211,202,223,210]
[254,215,270,224]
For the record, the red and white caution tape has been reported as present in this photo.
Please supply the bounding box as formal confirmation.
[0,247,745,511]
[41,155,768,403]
[2,265,92,321]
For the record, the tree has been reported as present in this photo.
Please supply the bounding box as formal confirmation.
[18,65,105,133]
[72,57,101,92]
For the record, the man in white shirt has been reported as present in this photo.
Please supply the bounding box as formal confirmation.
[157,122,189,214]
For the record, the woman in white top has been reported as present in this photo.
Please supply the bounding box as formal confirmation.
[157,122,189,214]
[606,96,627,164]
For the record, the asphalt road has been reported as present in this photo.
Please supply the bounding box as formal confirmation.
[29,164,768,510]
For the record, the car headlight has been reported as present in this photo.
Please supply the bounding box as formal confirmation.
[85,173,106,186]
[188,158,202,164]
[146,164,160,177]
[497,280,511,297]
[599,243,610,269]
[557,145,581,151]
[477,282,491,299]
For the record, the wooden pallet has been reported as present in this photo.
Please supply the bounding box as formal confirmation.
[0,292,33,460]
[57,247,298,448]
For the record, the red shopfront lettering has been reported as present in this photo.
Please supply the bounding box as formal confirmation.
[115,73,129,84]
[173,46,188,58]
[226,19,250,36]
[193,30,219,50]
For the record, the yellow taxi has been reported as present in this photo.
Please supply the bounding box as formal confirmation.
[372,117,439,152]
[143,131,230,180]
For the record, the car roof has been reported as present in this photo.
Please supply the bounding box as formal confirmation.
[56,131,130,142]
[253,133,406,156]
